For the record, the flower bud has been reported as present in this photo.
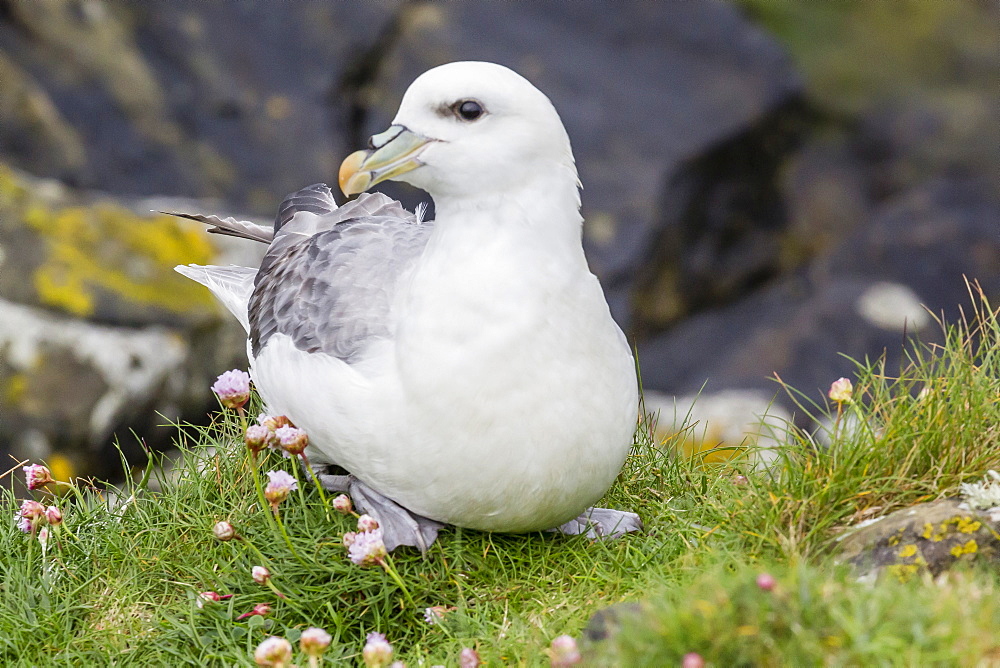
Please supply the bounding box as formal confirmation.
[245,425,273,455]
[259,414,293,432]
[549,635,581,667]
[213,520,236,541]
[275,425,309,456]
[37,526,50,549]
[254,636,293,667]
[756,572,776,592]
[23,464,54,490]
[459,647,481,668]
[45,505,62,526]
[828,377,853,404]
[237,602,272,620]
[252,565,271,585]
[264,470,298,508]
[300,626,332,658]
[357,514,380,532]
[348,530,387,567]
[362,632,393,668]
[682,653,705,668]
[212,369,252,410]
[17,499,46,533]
[332,494,353,514]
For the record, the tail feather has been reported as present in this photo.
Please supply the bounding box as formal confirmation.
[160,211,273,244]
[175,264,256,332]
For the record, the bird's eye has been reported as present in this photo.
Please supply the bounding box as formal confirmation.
[454,100,484,122]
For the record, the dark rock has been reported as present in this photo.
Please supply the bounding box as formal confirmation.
[637,178,1000,399]
[0,0,397,211]
[836,499,1000,581]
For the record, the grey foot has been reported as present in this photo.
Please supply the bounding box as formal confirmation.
[315,471,444,553]
[554,507,643,540]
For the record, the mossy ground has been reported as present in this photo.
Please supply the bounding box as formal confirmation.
[2,289,1000,666]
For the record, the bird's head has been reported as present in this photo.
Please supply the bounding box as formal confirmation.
[339,61,576,202]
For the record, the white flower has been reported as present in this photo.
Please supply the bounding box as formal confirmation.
[363,632,393,667]
[960,470,1000,510]
[828,377,853,403]
[254,636,293,667]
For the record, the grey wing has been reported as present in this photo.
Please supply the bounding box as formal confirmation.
[160,211,273,244]
[248,214,432,362]
[274,183,339,234]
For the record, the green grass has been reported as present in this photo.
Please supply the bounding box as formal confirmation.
[3,289,1000,666]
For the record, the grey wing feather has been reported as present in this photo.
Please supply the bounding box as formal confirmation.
[175,264,257,332]
[249,208,432,361]
[274,183,339,233]
[159,211,273,244]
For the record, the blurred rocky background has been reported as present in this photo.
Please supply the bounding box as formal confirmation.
[0,0,997,480]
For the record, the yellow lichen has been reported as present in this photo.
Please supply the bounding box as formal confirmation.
[3,373,27,404]
[955,516,982,534]
[897,544,918,559]
[950,540,978,557]
[887,563,920,583]
[24,201,216,316]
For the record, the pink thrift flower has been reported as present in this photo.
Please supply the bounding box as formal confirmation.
[23,464,54,490]
[213,520,236,541]
[756,572,777,592]
[549,635,581,667]
[459,647,481,668]
[332,494,353,514]
[237,602,272,620]
[275,425,309,456]
[45,505,62,526]
[254,636,293,667]
[362,632,393,668]
[17,500,46,534]
[828,377,853,403]
[357,514,380,532]
[212,369,251,409]
[423,606,451,624]
[348,529,387,567]
[264,470,298,508]
[682,652,706,668]
[252,565,272,585]
[343,531,358,547]
[300,627,332,658]
[259,414,293,432]
[245,425,274,455]
[196,591,233,608]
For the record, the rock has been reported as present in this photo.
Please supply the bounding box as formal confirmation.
[836,499,1000,582]
[0,163,261,480]
[637,177,1000,399]
[352,0,805,326]
[0,0,397,211]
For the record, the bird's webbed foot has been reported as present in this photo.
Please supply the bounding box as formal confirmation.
[315,470,444,554]
[554,507,643,540]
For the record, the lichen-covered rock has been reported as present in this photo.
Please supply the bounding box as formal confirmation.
[0,164,261,480]
[836,499,1000,582]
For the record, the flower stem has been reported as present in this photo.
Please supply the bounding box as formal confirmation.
[300,453,331,520]
[380,554,416,609]
[272,508,309,567]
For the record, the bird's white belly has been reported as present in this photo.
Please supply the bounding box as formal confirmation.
[251,267,638,532]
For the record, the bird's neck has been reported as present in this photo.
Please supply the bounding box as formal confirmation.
[429,166,586,263]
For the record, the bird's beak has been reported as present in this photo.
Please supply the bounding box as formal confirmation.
[339,125,432,196]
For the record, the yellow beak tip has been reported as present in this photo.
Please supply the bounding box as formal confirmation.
[338,150,371,196]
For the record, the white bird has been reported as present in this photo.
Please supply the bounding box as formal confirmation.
[174,61,641,551]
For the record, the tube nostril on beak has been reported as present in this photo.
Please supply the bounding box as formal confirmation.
[367,136,376,150]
